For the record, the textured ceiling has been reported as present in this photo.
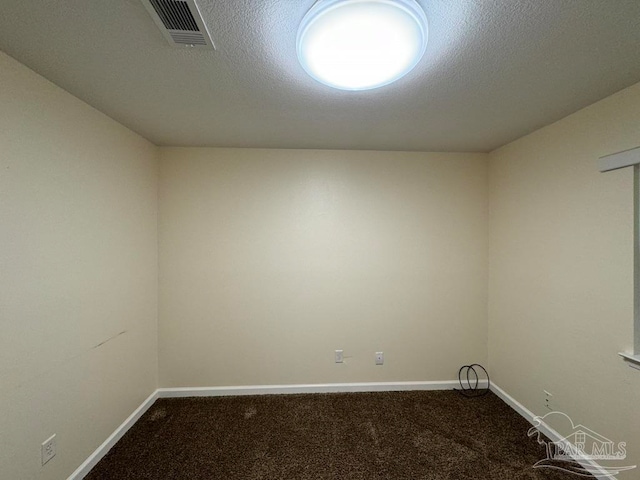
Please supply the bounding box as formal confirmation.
[1,0,639,152]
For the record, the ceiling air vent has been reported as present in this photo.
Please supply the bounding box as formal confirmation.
[141,0,215,49]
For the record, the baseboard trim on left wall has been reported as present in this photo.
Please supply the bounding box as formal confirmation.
[67,390,159,480]
[67,380,484,479]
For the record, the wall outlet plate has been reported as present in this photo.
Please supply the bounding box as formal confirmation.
[41,434,56,465]
[375,352,384,365]
[335,350,344,363]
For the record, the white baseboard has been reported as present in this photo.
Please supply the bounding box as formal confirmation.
[67,390,158,480]
[490,383,614,480]
[156,380,482,398]
[66,379,485,479]
[67,381,624,480]
[489,383,563,444]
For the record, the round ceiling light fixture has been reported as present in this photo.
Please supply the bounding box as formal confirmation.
[297,0,428,91]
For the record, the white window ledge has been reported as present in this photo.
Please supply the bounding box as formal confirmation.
[619,352,640,367]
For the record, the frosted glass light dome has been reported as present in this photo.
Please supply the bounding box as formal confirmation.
[297,0,428,91]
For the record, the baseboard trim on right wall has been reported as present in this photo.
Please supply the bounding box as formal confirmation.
[490,383,616,480]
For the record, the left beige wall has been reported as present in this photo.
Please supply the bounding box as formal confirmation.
[0,51,158,479]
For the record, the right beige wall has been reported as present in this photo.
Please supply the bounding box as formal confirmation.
[489,81,640,465]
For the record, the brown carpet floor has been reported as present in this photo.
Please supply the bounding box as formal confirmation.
[86,390,587,479]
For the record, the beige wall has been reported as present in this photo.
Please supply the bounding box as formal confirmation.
[0,52,159,479]
[159,148,488,387]
[5,35,640,478]
[488,81,640,465]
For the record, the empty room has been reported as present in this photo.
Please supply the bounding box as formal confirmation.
[2,0,640,479]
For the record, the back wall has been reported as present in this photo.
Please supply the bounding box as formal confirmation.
[159,148,488,387]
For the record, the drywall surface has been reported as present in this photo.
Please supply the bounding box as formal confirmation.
[0,51,158,479]
[489,81,640,468]
[159,148,488,387]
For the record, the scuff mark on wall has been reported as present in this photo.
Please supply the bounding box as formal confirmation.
[4,330,130,392]
[92,330,127,349]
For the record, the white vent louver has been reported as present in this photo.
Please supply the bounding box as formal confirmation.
[141,0,214,49]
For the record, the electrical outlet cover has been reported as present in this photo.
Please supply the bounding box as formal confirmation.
[375,352,384,365]
[41,434,56,465]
